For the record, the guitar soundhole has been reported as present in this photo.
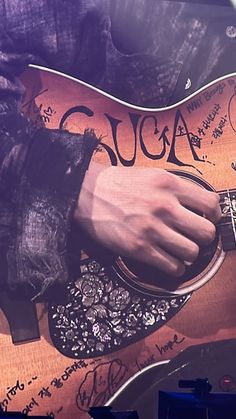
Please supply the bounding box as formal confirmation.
[115,171,223,296]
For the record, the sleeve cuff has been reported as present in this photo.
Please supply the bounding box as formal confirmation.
[6,126,99,301]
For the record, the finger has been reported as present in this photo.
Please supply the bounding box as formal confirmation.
[140,243,186,277]
[147,221,199,263]
[176,180,221,223]
[171,205,217,245]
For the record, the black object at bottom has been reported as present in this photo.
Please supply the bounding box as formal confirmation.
[89,406,139,419]
[158,390,236,419]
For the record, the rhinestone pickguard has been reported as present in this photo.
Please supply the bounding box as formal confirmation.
[48,259,191,359]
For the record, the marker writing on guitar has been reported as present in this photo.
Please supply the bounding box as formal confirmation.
[0,378,37,412]
[156,333,185,356]
[22,397,39,416]
[46,406,63,418]
[136,353,157,371]
[203,81,226,102]
[212,115,228,139]
[60,104,206,173]
[22,86,56,126]
[196,103,221,138]
[51,359,88,389]
[76,359,128,412]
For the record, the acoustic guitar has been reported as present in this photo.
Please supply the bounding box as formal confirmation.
[0,65,236,418]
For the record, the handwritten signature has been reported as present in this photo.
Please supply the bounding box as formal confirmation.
[76,359,127,411]
[22,87,55,126]
[156,333,185,356]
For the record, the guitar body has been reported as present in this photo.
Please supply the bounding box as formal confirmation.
[0,66,236,418]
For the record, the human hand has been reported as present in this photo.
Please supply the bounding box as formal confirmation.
[74,162,221,277]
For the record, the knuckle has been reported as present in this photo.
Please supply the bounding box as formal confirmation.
[186,243,199,262]
[131,238,145,255]
[205,192,220,211]
[203,222,216,243]
[156,171,178,190]
[169,261,185,277]
[211,192,220,205]
[132,215,153,237]
[142,222,153,238]
[154,200,175,217]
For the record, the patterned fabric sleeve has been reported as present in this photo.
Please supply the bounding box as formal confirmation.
[0,0,102,300]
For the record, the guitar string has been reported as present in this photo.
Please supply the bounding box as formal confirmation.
[226,189,236,247]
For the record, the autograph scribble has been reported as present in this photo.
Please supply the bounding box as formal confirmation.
[76,359,128,412]
[22,87,56,126]
[22,88,48,113]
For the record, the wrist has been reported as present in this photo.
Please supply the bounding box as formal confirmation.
[73,161,107,234]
